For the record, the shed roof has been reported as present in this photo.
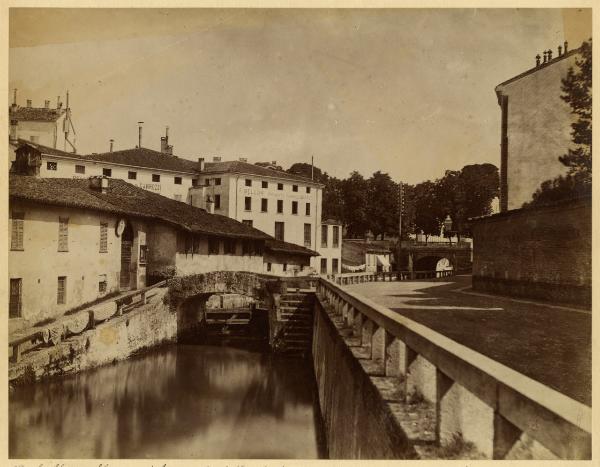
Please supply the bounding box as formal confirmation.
[9,175,271,240]
[265,239,319,257]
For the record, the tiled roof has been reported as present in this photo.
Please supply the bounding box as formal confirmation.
[16,139,86,159]
[203,160,323,185]
[84,147,200,174]
[10,106,66,122]
[9,175,271,241]
[265,239,319,257]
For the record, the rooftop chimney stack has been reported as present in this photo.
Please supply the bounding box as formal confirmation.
[89,176,110,194]
[44,100,50,109]
[558,45,562,57]
[535,54,541,66]
[564,41,568,54]
[543,51,548,63]
[26,99,32,108]
[137,121,144,148]
[9,119,18,142]
[206,195,215,214]
[109,139,114,152]
[160,126,173,155]
[12,88,17,108]
[547,49,553,61]
[198,157,205,171]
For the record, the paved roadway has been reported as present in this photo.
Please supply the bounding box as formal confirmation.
[346,275,591,406]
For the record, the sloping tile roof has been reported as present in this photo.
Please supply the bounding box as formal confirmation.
[9,175,271,240]
[84,147,200,174]
[16,139,86,159]
[10,106,66,122]
[265,239,319,257]
[203,160,323,185]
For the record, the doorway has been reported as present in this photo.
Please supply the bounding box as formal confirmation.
[120,221,134,290]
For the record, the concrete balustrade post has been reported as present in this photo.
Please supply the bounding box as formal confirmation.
[361,319,374,354]
[341,301,350,325]
[352,310,363,338]
[405,346,437,404]
[371,325,385,365]
[346,305,355,327]
[492,413,523,459]
[384,331,407,377]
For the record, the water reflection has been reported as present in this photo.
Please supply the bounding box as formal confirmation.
[10,345,322,459]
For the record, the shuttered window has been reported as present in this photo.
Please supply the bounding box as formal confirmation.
[321,225,328,248]
[99,223,108,253]
[9,278,22,318]
[304,223,311,247]
[57,276,67,304]
[58,217,69,252]
[11,212,24,250]
[333,226,340,248]
[275,222,285,241]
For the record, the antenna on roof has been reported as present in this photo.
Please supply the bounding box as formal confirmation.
[138,122,144,148]
[311,155,314,181]
[63,90,77,153]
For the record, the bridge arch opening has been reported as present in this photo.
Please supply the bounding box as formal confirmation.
[413,256,454,272]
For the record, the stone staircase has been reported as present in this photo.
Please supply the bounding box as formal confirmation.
[274,290,315,357]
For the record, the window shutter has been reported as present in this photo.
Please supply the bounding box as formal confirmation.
[58,217,69,252]
[11,213,24,250]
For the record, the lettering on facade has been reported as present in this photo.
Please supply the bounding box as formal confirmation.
[136,183,161,192]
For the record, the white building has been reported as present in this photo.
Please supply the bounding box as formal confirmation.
[189,158,341,275]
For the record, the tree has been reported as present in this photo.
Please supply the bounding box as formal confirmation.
[341,172,369,238]
[528,39,592,206]
[287,162,326,183]
[413,180,444,241]
[367,171,399,239]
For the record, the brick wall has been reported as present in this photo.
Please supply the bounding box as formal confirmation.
[472,197,591,306]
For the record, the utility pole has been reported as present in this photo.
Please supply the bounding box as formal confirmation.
[398,182,404,241]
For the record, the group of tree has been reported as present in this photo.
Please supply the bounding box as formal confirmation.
[287,161,499,241]
[527,39,592,207]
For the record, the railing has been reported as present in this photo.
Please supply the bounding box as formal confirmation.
[315,277,591,459]
[9,280,167,364]
[333,269,454,285]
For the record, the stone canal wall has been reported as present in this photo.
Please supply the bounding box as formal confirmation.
[10,287,176,385]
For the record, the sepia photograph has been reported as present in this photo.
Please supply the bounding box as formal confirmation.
[4,4,593,462]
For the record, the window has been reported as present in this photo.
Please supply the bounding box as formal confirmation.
[332,258,339,274]
[277,200,283,213]
[9,278,22,318]
[321,225,328,248]
[214,178,221,186]
[292,201,298,215]
[292,185,298,192]
[267,263,272,272]
[333,226,340,248]
[262,181,268,189]
[128,171,137,180]
[98,274,107,294]
[58,217,69,252]
[139,245,147,264]
[11,212,24,251]
[245,179,252,187]
[245,197,252,211]
[208,237,220,255]
[261,198,268,212]
[174,194,182,202]
[320,258,327,274]
[242,240,252,255]
[254,241,264,256]
[192,178,199,187]
[306,203,311,216]
[57,276,67,304]
[102,168,112,177]
[277,183,283,190]
[214,194,221,209]
[152,174,160,182]
[283,263,288,272]
[75,165,86,174]
[242,220,253,227]
[304,223,311,247]
[99,223,108,253]
[224,239,236,255]
[274,222,285,241]
[47,161,57,171]
[174,176,182,185]
[307,187,311,193]
[193,236,201,254]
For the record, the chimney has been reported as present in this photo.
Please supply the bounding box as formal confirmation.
[89,176,110,194]
[239,157,247,162]
[109,139,114,152]
[213,156,222,162]
[547,49,553,61]
[26,99,32,108]
[160,126,173,155]
[206,195,215,214]
[137,122,144,148]
[564,41,568,54]
[535,54,541,66]
[57,96,61,108]
[44,100,50,109]
[12,88,17,109]
[271,160,277,165]
[198,157,205,171]
[9,120,18,142]
[558,45,562,57]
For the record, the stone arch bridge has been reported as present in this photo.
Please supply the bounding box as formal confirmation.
[399,241,472,273]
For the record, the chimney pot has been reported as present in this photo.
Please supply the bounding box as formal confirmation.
[138,121,144,148]
[547,49,553,61]
[543,51,547,63]
[271,160,277,165]
[9,119,18,142]
[564,41,568,54]
[13,88,17,106]
[109,139,114,152]
[198,157,205,171]
[558,45,562,56]
[26,99,32,108]
[536,54,541,66]
[89,176,110,194]
[206,195,215,214]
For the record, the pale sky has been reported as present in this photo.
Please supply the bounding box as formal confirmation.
[8,8,591,184]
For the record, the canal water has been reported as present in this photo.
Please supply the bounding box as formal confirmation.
[9,345,326,459]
